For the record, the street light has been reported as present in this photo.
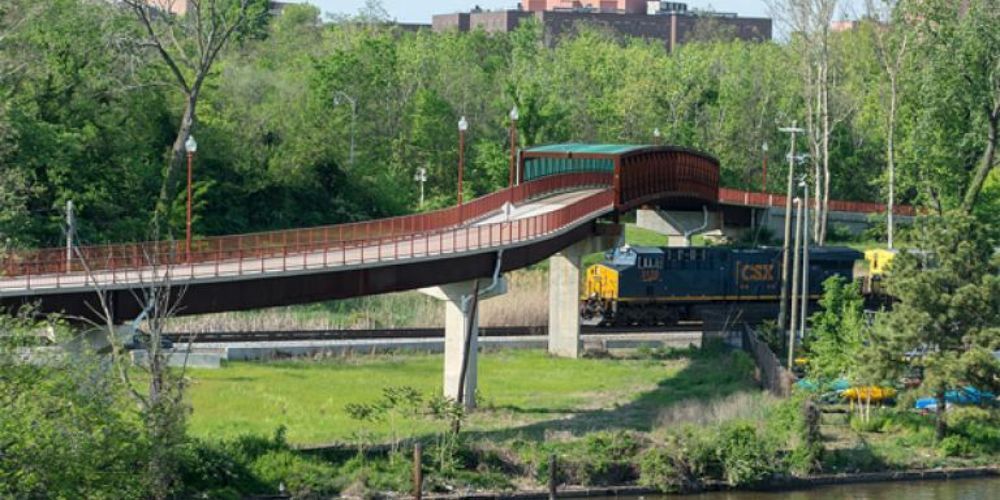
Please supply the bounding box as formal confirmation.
[458,116,468,223]
[509,105,519,196]
[653,127,662,145]
[333,91,357,170]
[184,134,198,263]
[414,167,428,208]
[798,175,810,341]
[761,141,769,192]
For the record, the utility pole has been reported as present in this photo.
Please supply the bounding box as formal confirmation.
[799,176,810,339]
[414,167,427,208]
[65,200,75,272]
[777,122,804,333]
[789,197,803,371]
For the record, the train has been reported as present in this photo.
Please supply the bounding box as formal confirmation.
[580,244,864,326]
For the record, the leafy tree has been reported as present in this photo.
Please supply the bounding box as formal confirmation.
[898,0,1000,213]
[0,313,148,498]
[805,276,867,382]
[873,212,1000,440]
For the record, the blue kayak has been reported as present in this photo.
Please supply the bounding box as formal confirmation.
[914,387,997,410]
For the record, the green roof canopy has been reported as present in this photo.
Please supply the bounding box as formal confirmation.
[524,143,651,156]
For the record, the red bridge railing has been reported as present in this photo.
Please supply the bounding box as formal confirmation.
[718,188,917,216]
[1,172,613,282]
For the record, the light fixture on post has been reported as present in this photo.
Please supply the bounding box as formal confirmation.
[761,141,769,192]
[653,127,662,145]
[458,116,468,224]
[509,105,519,204]
[184,134,198,264]
[414,167,428,208]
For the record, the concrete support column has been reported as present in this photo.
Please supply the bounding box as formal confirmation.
[548,243,585,358]
[421,278,507,409]
[548,234,616,358]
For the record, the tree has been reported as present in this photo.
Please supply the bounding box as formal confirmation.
[899,0,1000,214]
[75,245,196,499]
[865,0,909,248]
[120,0,265,227]
[805,276,866,382]
[768,0,840,244]
[873,212,1000,440]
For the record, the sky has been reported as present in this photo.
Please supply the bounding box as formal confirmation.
[308,1,867,24]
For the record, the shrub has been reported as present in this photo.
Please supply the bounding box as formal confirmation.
[938,435,976,457]
[536,431,642,486]
[638,435,703,493]
[712,423,781,486]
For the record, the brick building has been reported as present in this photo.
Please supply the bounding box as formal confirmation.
[432,1,772,51]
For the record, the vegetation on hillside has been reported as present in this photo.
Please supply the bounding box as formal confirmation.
[2,0,998,252]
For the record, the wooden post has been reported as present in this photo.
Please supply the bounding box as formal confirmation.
[413,443,423,500]
[548,454,557,500]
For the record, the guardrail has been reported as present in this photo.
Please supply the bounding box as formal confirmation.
[1,172,613,282]
[719,188,916,216]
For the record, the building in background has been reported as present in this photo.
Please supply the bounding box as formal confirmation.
[152,0,295,16]
[433,1,771,51]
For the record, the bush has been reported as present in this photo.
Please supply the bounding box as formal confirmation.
[535,431,642,486]
[713,423,782,486]
[947,407,1000,455]
[638,434,704,493]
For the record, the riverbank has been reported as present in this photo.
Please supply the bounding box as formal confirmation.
[179,343,999,498]
[416,467,1000,499]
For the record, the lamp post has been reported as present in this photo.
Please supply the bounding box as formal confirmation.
[458,116,468,224]
[509,106,519,204]
[799,175,811,341]
[333,91,357,170]
[414,167,428,208]
[761,141,769,192]
[653,127,662,145]
[184,134,197,263]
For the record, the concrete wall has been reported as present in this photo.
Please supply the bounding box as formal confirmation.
[432,13,471,32]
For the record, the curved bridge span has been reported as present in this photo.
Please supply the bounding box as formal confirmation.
[0,144,906,322]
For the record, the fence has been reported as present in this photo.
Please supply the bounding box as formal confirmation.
[718,188,917,216]
[740,324,793,397]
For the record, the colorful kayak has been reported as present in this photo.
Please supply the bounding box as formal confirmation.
[841,386,897,402]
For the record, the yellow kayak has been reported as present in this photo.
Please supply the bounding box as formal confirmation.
[841,386,897,402]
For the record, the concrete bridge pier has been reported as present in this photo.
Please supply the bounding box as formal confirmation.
[420,278,507,409]
[548,233,618,359]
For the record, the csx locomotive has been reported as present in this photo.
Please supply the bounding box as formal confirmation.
[581,245,863,326]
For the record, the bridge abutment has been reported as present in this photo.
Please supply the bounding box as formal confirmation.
[420,278,507,409]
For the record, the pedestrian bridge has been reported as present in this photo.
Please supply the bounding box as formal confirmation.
[0,142,915,407]
[0,143,909,323]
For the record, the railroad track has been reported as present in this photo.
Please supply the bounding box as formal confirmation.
[163,323,704,344]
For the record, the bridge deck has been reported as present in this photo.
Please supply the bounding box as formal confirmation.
[0,188,612,295]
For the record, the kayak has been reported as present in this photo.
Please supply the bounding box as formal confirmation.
[841,386,897,402]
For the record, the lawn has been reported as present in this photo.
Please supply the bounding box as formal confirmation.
[186,347,758,446]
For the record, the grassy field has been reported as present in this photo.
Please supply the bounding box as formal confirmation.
[186,347,759,446]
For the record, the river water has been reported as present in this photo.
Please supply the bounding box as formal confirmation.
[673,477,999,499]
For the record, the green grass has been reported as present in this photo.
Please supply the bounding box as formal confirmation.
[186,347,757,446]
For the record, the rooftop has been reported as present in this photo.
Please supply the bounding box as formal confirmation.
[524,143,651,155]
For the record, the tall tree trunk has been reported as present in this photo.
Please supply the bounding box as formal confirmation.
[820,62,831,245]
[155,92,198,234]
[934,388,947,442]
[961,104,999,213]
[887,74,898,248]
